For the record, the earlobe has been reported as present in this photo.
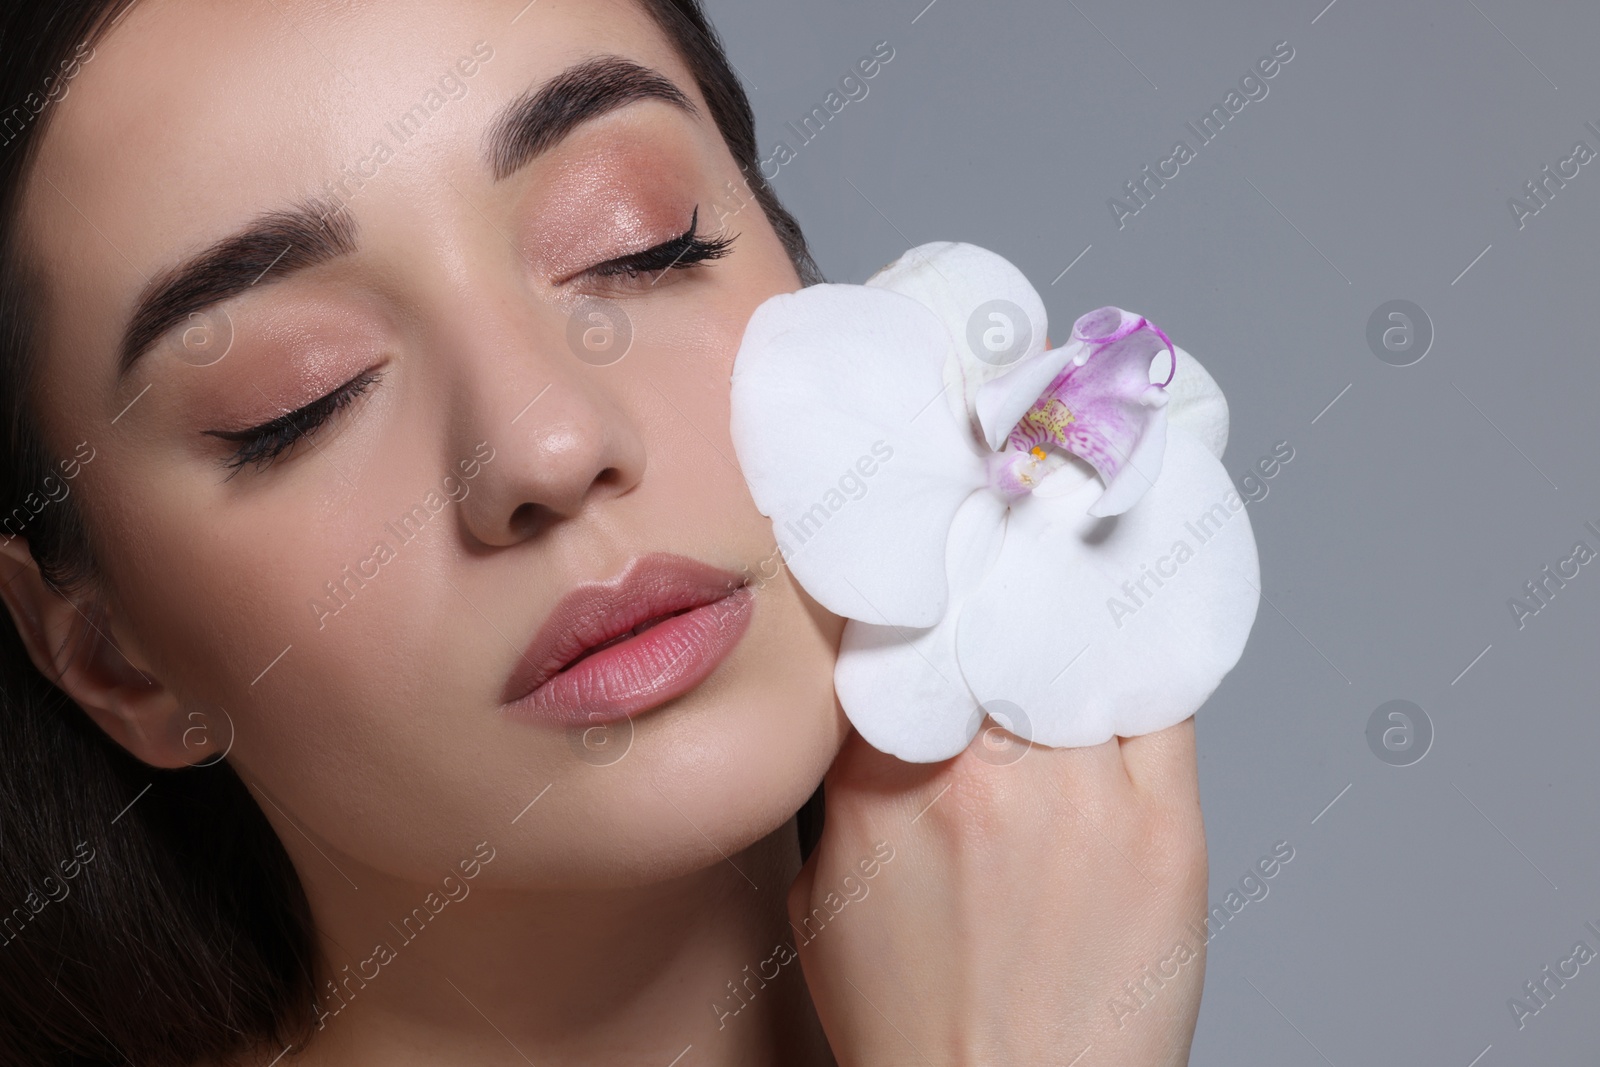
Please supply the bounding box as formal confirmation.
[0,536,194,769]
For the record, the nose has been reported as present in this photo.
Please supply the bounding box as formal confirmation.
[455,309,647,547]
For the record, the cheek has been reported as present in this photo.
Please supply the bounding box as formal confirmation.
[620,238,800,542]
[95,453,542,877]
[91,441,453,728]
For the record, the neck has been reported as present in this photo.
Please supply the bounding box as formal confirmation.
[277,821,833,1067]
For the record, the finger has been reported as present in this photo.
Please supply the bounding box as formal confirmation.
[1116,715,1199,800]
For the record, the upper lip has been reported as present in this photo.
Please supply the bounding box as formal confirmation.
[500,552,749,705]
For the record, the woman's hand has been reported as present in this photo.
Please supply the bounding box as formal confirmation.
[790,717,1209,1066]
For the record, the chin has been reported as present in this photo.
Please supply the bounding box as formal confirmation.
[491,662,844,892]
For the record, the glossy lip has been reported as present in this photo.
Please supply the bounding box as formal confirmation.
[501,552,754,728]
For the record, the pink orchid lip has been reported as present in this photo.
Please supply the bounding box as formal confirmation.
[999,312,1175,461]
[971,307,1178,516]
[1071,307,1177,387]
[974,307,1176,456]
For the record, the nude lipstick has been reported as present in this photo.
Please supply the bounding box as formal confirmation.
[500,552,754,727]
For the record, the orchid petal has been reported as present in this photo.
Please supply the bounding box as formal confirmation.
[1164,344,1230,459]
[954,425,1260,748]
[729,284,986,627]
[866,242,1050,436]
[833,490,1007,762]
[1033,453,1097,498]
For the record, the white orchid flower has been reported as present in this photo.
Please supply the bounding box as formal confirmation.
[729,242,1260,762]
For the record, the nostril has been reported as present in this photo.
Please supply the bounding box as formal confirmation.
[508,501,557,539]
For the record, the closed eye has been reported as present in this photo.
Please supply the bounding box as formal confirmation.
[581,205,734,283]
[203,366,384,479]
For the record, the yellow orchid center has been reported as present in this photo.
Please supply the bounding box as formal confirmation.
[1019,396,1076,442]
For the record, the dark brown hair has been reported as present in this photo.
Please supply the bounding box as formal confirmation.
[0,2,822,1063]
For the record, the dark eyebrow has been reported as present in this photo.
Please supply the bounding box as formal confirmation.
[482,54,697,181]
[118,56,695,381]
[118,200,356,380]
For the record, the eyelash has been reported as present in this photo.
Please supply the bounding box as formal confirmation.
[581,205,735,282]
[205,210,730,477]
[205,367,384,478]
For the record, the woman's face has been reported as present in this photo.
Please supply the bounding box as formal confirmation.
[17,0,847,890]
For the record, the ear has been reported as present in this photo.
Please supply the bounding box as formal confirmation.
[0,535,199,769]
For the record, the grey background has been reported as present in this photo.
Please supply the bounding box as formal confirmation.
[707,0,1600,1061]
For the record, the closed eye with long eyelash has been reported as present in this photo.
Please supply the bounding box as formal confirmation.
[203,366,384,478]
[585,205,734,281]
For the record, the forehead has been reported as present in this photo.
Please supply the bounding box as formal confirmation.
[19,0,695,418]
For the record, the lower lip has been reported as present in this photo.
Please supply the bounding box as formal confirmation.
[507,586,755,728]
